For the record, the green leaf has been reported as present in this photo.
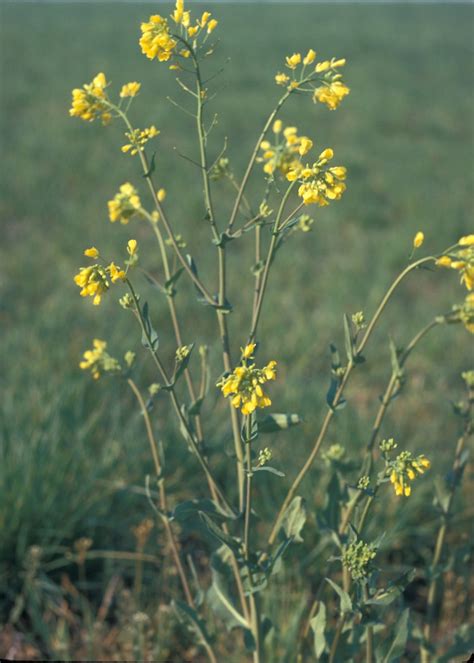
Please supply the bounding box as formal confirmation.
[343,314,354,363]
[199,512,241,553]
[310,602,327,658]
[280,496,306,543]
[172,498,236,524]
[253,466,285,477]
[377,608,409,663]
[174,343,194,382]
[172,599,212,648]
[140,302,159,351]
[258,413,302,433]
[366,569,416,607]
[207,547,249,631]
[188,396,205,416]
[325,578,352,614]
[142,152,156,178]
[164,267,184,296]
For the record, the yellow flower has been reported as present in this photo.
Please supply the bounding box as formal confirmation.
[299,137,313,156]
[436,255,452,268]
[107,262,126,283]
[79,339,120,380]
[413,231,424,248]
[275,72,290,86]
[459,235,474,246]
[108,183,142,224]
[74,265,109,306]
[84,247,99,259]
[389,451,430,497]
[157,188,166,202]
[172,0,184,23]
[140,14,177,61]
[242,343,256,359]
[313,81,350,110]
[315,60,331,73]
[207,18,218,33]
[273,119,283,134]
[69,72,111,124]
[285,53,302,70]
[303,49,316,65]
[217,351,277,416]
[127,239,138,255]
[120,82,141,98]
[122,126,159,156]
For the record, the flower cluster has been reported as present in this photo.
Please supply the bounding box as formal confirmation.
[451,293,474,334]
[287,148,347,206]
[140,0,217,64]
[342,540,377,581]
[257,123,313,177]
[388,451,431,497]
[437,235,474,291]
[69,72,111,125]
[79,339,121,380]
[322,443,346,464]
[217,343,277,416]
[74,247,127,305]
[120,82,141,98]
[122,126,160,156]
[258,447,272,467]
[108,183,142,224]
[275,51,350,110]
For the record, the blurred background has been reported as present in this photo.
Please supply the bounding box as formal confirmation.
[1,1,473,660]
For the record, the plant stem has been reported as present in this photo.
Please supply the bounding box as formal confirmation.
[420,391,472,663]
[267,256,435,546]
[362,585,374,663]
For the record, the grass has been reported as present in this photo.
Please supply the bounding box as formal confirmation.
[1,2,473,660]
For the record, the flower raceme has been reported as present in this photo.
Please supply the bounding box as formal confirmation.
[140,0,218,64]
[69,72,111,125]
[108,183,142,224]
[388,451,431,497]
[74,246,129,305]
[287,148,347,206]
[258,124,314,177]
[79,339,121,380]
[122,126,160,156]
[217,344,277,416]
[275,50,350,110]
[436,235,474,291]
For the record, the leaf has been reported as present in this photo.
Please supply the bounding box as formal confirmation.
[142,152,156,178]
[343,314,354,363]
[366,569,416,607]
[325,578,352,614]
[174,343,195,382]
[389,337,403,379]
[241,416,259,444]
[310,602,327,658]
[377,608,409,663]
[317,472,342,533]
[172,599,212,647]
[199,512,241,553]
[188,396,205,416]
[326,377,347,411]
[258,413,302,433]
[172,498,236,524]
[140,302,159,351]
[253,466,285,477]
[280,496,306,543]
[207,547,249,631]
[164,267,184,296]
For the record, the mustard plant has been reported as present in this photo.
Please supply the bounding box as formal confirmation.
[68,2,473,661]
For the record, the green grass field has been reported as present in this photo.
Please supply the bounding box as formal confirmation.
[1,2,473,660]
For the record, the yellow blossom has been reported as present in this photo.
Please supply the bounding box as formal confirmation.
[299,137,313,156]
[107,262,126,283]
[157,188,166,202]
[79,339,121,380]
[389,451,430,497]
[140,14,177,62]
[74,264,109,305]
[217,350,277,416]
[303,49,316,65]
[413,231,424,248]
[120,82,141,98]
[436,255,452,268]
[108,183,142,224]
[459,235,474,246]
[285,53,302,70]
[122,126,160,156]
[127,239,138,255]
[275,72,290,86]
[69,72,111,124]
[273,119,283,134]
[207,18,218,33]
[313,81,350,110]
[84,247,99,259]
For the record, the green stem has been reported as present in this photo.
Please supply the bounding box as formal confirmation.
[267,257,435,547]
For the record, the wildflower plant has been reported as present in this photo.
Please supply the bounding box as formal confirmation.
[67,2,472,661]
